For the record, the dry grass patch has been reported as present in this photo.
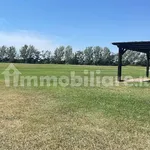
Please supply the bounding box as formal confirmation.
[0,86,150,149]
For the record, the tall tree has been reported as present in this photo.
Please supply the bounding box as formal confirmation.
[84,47,93,65]
[0,46,7,62]
[20,45,29,63]
[27,45,40,63]
[136,53,146,66]
[93,46,103,65]
[102,47,111,65]
[54,46,65,64]
[74,51,84,65]
[6,46,16,62]
[20,45,40,63]
[65,45,73,64]
[44,50,51,63]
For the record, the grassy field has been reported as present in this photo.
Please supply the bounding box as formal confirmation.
[0,63,150,150]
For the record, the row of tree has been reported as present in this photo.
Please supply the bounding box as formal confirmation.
[0,45,147,66]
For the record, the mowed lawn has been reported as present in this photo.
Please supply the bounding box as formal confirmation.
[0,63,150,150]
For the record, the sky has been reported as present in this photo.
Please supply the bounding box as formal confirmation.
[0,0,150,52]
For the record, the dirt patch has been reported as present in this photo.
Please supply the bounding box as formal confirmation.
[126,78,150,83]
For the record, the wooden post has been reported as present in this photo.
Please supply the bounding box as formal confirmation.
[146,52,149,78]
[118,47,123,81]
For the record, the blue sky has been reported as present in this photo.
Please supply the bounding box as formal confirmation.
[0,0,150,52]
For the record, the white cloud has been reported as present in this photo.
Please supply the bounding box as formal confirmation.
[0,30,58,51]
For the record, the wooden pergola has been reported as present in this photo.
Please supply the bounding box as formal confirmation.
[112,41,150,82]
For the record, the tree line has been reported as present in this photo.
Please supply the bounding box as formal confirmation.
[0,45,147,66]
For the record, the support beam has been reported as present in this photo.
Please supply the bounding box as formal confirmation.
[118,48,123,82]
[146,52,149,78]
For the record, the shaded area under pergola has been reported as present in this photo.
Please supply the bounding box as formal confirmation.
[112,41,150,82]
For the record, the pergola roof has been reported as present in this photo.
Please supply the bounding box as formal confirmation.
[112,41,150,53]
[112,41,150,81]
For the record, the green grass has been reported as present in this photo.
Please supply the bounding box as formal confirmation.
[0,63,150,150]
